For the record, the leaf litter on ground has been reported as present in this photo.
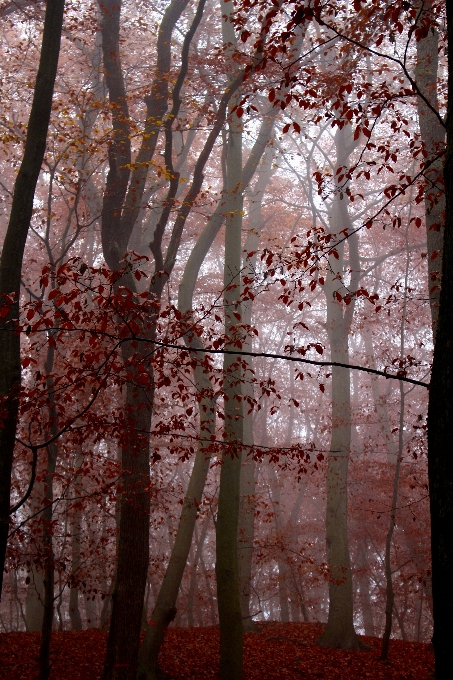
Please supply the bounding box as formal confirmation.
[0,622,434,680]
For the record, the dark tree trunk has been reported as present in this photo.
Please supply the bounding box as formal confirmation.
[37,333,61,679]
[427,4,453,679]
[37,443,57,680]
[0,0,65,596]
[99,2,190,678]
[69,453,83,631]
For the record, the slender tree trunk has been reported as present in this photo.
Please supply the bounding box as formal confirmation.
[216,62,244,676]
[380,238,411,661]
[380,401,403,661]
[355,540,375,638]
[317,125,366,650]
[317,328,359,648]
[136,374,215,680]
[238,155,273,632]
[38,443,57,680]
[415,0,445,336]
[137,84,219,679]
[37,331,61,680]
[69,452,83,631]
[364,328,433,615]
[427,5,453,678]
[0,0,65,596]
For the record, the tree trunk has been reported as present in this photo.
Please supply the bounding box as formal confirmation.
[139,4,272,673]
[37,328,62,680]
[216,20,244,668]
[238,154,273,632]
[136,374,215,680]
[102,381,152,680]
[355,541,375,638]
[38,446,56,680]
[427,4,453,678]
[364,328,433,615]
[380,238,410,661]
[415,0,445,336]
[317,125,365,650]
[69,452,83,631]
[0,0,65,596]
[380,382,404,660]
[100,2,192,677]
[317,332,359,648]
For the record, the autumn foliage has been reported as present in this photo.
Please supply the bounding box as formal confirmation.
[0,624,435,680]
[0,0,450,679]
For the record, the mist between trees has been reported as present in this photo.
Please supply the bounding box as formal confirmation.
[0,1,451,680]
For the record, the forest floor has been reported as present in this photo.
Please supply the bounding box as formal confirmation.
[0,622,434,680]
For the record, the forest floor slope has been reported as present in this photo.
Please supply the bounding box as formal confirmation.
[0,622,433,679]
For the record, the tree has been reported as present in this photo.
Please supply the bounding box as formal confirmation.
[427,1,453,677]
[0,1,443,676]
[0,0,65,596]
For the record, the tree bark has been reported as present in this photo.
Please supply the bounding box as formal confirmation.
[317,125,365,650]
[0,0,65,596]
[37,441,57,680]
[380,237,411,661]
[427,4,453,678]
[37,329,61,680]
[216,8,244,666]
[415,0,445,336]
[69,452,83,631]
[238,153,274,632]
